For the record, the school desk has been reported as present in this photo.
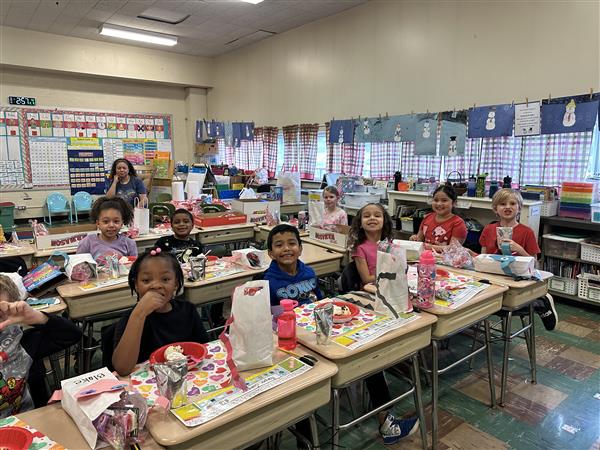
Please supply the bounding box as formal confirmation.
[280,201,307,215]
[0,242,35,267]
[300,236,350,266]
[144,345,338,449]
[254,224,309,243]
[17,403,165,450]
[437,267,552,406]
[196,223,256,248]
[296,294,437,450]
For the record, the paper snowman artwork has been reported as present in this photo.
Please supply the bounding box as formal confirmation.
[448,137,458,156]
[338,127,344,143]
[363,119,370,135]
[486,111,496,130]
[562,99,576,127]
[245,123,251,137]
[393,123,402,142]
[422,121,431,138]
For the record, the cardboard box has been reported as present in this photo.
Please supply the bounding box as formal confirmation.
[195,143,218,155]
[231,199,281,224]
[193,211,247,228]
[308,224,350,248]
[36,230,98,250]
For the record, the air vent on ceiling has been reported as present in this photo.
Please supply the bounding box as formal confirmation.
[138,7,190,25]
[225,30,276,46]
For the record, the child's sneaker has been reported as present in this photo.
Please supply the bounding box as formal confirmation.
[379,414,419,445]
[536,293,558,330]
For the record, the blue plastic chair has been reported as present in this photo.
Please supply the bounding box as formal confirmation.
[45,192,72,225]
[72,191,93,223]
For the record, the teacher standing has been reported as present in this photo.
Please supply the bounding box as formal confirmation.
[106,158,147,207]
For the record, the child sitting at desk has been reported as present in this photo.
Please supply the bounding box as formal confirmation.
[112,249,208,376]
[154,208,203,263]
[480,188,557,330]
[77,196,137,266]
[321,185,348,226]
[0,275,81,417]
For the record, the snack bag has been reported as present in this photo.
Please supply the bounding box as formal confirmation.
[374,240,411,316]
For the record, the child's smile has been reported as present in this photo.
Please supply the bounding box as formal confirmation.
[269,232,302,271]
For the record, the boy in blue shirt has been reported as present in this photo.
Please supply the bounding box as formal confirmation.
[264,224,323,310]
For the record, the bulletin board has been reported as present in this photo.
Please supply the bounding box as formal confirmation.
[0,106,173,192]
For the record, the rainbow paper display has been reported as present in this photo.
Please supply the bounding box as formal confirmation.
[559,182,598,220]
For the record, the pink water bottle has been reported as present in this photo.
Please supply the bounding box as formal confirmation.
[417,250,436,309]
[277,299,299,350]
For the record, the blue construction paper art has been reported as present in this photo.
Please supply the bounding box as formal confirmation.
[439,111,467,156]
[414,113,438,155]
[468,104,515,138]
[381,114,417,142]
[329,119,354,144]
[241,122,254,140]
[541,95,600,134]
[232,122,243,147]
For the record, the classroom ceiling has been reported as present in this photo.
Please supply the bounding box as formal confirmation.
[0,0,368,57]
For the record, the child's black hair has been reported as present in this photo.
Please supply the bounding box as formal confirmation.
[267,224,301,251]
[348,203,393,254]
[171,208,194,222]
[128,250,184,299]
[110,158,137,179]
[91,196,134,226]
[434,184,458,202]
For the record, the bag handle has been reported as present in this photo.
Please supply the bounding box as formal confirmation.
[134,196,148,209]
[218,316,248,392]
[48,251,69,268]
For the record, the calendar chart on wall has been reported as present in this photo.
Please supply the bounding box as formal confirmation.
[0,106,173,191]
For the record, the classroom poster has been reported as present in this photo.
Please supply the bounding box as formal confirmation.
[438,111,467,156]
[102,139,124,171]
[29,137,69,187]
[541,95,600,134]
[67,138,105,194]
[514,102,540,136]
[380,114,417,142]
[122,139,145,164]
[468,104,515,138]
[414,113,438,155]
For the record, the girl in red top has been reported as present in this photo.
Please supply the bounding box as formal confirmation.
[409,185,467,251]
[479,188,540,256]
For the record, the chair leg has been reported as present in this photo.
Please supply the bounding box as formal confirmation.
[484,319,497,409]
[309,414,320,450]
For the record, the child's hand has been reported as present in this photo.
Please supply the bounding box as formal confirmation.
[502,239,526,256]
[135,291,169,317]
[0,301,48,330]
[409,234,419,241]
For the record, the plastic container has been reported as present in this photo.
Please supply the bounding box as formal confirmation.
[549,277,578,296]
[591,203,600,223]
[580,242,600,264]
[277,299,298,350]
[417,250,435,308]
[578,273,600,302]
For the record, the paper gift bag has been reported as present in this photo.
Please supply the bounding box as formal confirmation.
[64,253,98,282]
[223,280,273,370]
[61,367,127,449]
[231,248,269,269]
[374,243,411,317]
[276,168,301,203]
[133,197,149,235]
[308,199,324,227]
[0,271,28,300]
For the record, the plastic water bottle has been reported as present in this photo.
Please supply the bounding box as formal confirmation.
[417,251,436,309]
[277,299,299,350]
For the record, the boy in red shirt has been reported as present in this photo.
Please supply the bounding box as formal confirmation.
[480,189,557,330]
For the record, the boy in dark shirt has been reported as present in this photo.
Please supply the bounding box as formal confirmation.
[154,209,203,263]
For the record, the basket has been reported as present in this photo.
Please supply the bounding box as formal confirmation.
[578,273,600,302]
[446,171,467,196]
[549,277,578,296]
[580,242,600,264]
[540,200,559,217]
[543,234,584,260]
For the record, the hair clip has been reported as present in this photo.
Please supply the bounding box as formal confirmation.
[150,247,162,256]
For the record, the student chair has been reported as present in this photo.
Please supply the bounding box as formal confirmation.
[44,192,72,225]
[72,191,93,223]
[156,192,172,203]
[101,324,116,372]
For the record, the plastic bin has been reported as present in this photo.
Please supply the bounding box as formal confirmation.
[581,242,600,264]
[549,277,578,296]
[0,202,15,230]
[543,234,585,260]
[578,273,600,302]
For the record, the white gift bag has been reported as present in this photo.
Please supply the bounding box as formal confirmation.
[277,168,301,203]
[226,280,273,370]
[0,272,28,300]
[64,253,98,281]
[308,199,325,227]
[374,244,411,316]
[61,367,127,449]
[231,248,269,269]
[133,197,149,235]
[239,187,257,199]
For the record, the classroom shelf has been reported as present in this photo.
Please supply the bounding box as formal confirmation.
[544,255,600,265]
[549,289,600,307]
[541,216,600,232]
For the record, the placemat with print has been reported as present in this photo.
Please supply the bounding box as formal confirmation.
[0,415,66,449]
[130,340,231,406]
[171,356,312,427]
[295,300,386,336]
[204,260,245,280]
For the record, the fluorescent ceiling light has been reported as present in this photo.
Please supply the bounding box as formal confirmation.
[240,0,264,4]
[99,24,178,46]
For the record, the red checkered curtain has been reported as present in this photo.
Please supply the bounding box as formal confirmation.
[520,132,593,186]
[400,142,442,179]
[325,122,365,176]
[298,123,319,179]
[234,142,249,169]
[262,126,279,177]
[479,136,523,182]
[370,142,402,180]
[245,127,263,170]
[282,125,299,170]
[217,138,235,166]
[443,138,481,180]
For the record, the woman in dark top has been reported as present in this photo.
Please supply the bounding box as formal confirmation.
[106,158,147,207]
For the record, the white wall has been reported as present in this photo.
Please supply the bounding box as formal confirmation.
[207,0,600,126]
